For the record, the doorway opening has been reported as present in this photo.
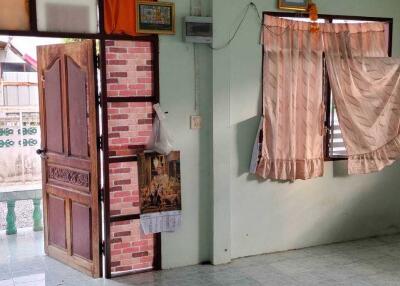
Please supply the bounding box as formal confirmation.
[0,35,160,280]
[0,36,64,234]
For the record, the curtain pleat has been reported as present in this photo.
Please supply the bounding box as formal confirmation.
[256,16,324,180]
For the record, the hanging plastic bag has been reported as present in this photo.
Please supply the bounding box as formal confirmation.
[147,104,174,155]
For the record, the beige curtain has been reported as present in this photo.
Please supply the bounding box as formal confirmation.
[256,16,325,180]
[322,22,400,174]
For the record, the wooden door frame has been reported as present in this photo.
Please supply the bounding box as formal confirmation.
[0,0,162,279]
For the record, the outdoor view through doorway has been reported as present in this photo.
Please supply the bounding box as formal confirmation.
[0,37,104,278]
[0,36,63,234]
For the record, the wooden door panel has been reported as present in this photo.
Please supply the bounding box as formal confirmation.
[48,195,67,249]
[72,202,92,260]
[46,184,91,210]
[67,57,89,158]
[38,40,101,278]
[44,59,63,154]
[46,154,91,169]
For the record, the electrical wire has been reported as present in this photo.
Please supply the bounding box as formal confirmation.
[209,3,253,50]
[209,2,306,50]
[193,43,199,112]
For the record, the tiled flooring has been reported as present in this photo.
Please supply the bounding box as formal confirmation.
[2,230,400,285]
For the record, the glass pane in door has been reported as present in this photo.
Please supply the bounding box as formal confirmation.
[36,0,98,33]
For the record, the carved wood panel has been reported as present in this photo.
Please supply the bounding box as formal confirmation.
[47,165,89,188]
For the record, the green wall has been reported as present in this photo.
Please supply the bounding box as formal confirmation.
[213,0,400,263]
[159,0,212,268]
[159,0,400,268]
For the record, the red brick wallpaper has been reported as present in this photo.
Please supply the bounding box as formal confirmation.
[106,40,153,98]
[110,219,155,273]
[109,162,140,216]
[106,40,156,274]
[108,101,153,156]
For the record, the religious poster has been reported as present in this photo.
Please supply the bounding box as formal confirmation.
[138,151,181,234]
[136,1,175,35]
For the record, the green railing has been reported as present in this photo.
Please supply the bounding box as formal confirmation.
[0,187,43,235]
[0,109,41,186]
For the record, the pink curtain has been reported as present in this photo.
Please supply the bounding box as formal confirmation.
[256,16,325,180]
[322,22,400,174]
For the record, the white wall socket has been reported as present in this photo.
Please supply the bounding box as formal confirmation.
[190,115,202,129]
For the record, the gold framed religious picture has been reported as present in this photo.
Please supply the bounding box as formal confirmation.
[278,0,309,11]
[138,151,182,214]
[136,1,176,35]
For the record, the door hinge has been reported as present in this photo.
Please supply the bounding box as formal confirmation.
[96,54,101,69]
[97,136,103,149]
[97,92,102,106]
[41,75,45,89]
[101,240,105,254]
[100,187,105,202]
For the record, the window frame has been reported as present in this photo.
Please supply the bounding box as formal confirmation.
[263,12,393,161]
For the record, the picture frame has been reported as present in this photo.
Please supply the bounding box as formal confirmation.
[138,151,182,214]
[136,1,175,35]
[278,0,309,11]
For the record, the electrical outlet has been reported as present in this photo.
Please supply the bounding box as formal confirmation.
[190,115,202,129]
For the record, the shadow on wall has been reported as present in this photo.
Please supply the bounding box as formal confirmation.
[296,162,400,248]
[235,115,300,184]
[332,160,349,177]
[235,116,353,181]
[235,115,260,177]
[232,92,400,253]
[197,44,213,263]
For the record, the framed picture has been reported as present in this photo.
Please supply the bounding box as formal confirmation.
[138,151,181,214]
[278,0,309,11]
[136,1,175,35]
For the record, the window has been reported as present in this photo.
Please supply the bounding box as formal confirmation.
[1,63,35,73]
[0,71,38,106]
[267,13,393,160]
[326,18,391,160]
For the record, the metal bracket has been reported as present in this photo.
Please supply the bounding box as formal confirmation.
[96,54,101,69]
[41,75,45,89]
[97,92,102,106]
[101,240,105,254]
[100,187,105,202]
[97,136,103,150]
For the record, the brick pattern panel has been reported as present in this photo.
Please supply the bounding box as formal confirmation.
[108,102,153,156]
[106,39,156,274]
[110,219,155,273]
[109,162,140,216]
[106,40,153,98]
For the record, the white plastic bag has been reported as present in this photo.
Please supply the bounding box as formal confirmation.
[147,104,174,155]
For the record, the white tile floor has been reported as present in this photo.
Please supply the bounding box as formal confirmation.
[2,230,400,285]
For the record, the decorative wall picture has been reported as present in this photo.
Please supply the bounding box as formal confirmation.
[278,0,309,11]
[138,151,181,214]
[136,1,175,35]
